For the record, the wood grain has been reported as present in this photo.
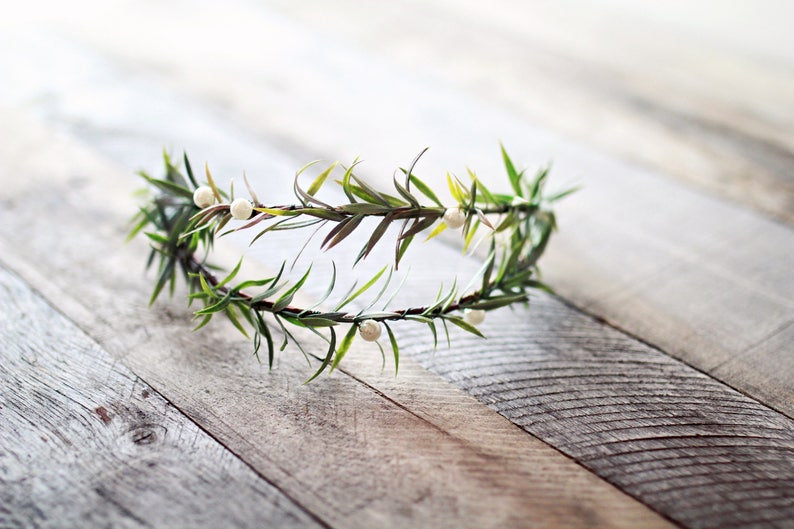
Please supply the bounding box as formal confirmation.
[0,112,674,528]
[14,0,790,417]
[270,0,794,224]
[394,292,794,529]
[2,5,793,526]
[304,202,794,528]
[0,267,322,529]
[1,96,790,528]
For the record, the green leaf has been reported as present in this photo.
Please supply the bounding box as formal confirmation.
[357,214,393,264]
[294,160,333,208]
[426,319,438,349]
[424,221,447,241]
[307,162,338,196]
[467,167,497,205]
[339,203,391,215]
[321,214,364,250]
[330,324,358,371]
[192,313,213,331]
[252,310,275,369]
[466,294,527,310]
[298,208,347,221]
[400,215,440,239]
[127,209,152,242]
[217,258,243,289]
[149,258,175,305]
[444,315,486,338]
[272,265,312,312]
[336,265,388,310]
[254,207,299,217]
[183,152,199,188]
[447,172,463,203]
[381,267,410,310]
[204,162,223,203]
[142,175,194,200]
[528,164,551,202]
[291,317,339,328]
[339,158,362,203]
[359,266,393,314]
[396,234,414,268]
[384,323,399,375]
[198,273,215,297]
[462,218,480,252]
[144,232,170,245]
[500,143,522,196]
[302,262,337,313]
[544,185,580,203]
[304,327,337,383]
[233,276,277,291]
[408,174,443,207]
[195,294,232,315]
[225,303,251,338]
[392,174,420,207]
[440,318,451,348]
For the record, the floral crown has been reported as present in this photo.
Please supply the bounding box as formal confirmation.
[129,145,574,382]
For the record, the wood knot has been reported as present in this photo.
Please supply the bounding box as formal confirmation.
[129,425,166,445]
[94,406,112,424]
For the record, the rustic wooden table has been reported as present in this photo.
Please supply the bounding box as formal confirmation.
[1,1,793,528]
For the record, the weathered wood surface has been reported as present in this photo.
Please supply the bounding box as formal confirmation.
[0,112,674,528]
[13,0,791,417]
[269,0,794,224]
[1,98,793,527]
[281,174,794,528]
[2,1,794,527]
[0,267,323,529]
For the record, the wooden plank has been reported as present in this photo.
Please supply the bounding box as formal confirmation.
[3,11,779,523]
[283,186,794,527]
[23,0,790,417]
[0,85,791,528]
[0,267,323,529]
[713,322,794,415]
[0,112,674,528]
[268,0,794,224]
[389,280,794,529]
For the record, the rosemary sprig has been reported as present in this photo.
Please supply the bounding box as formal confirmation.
[129,145,574,381]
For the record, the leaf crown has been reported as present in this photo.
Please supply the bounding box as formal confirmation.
[129,145,575,382]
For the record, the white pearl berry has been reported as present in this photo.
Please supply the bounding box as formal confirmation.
[230,198,253,220]
[443,208,466,229]
[193,186,216,208]
[358,319,382,342]
[463,309,486,325]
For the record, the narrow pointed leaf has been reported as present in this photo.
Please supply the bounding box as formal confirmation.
[424,221,447,241]
[408,174,443,207]
[307,162,338,196]
[205,162,223,203]
[304,327,337,383]
[384,323,399,375]
[500,143,522,196]
[322,214,364,250]
[445,315,486,338]
[330,324,358,371]
[336,265,388,310]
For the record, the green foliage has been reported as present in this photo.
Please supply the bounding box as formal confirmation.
[129,146,574,381]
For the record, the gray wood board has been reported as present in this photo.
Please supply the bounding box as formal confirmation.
[10,2,790,416]
[0,112,673,529]
[0,267,322,529]
[256,183,794,528]
[1,104,792,528]
[265,0,794,224]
